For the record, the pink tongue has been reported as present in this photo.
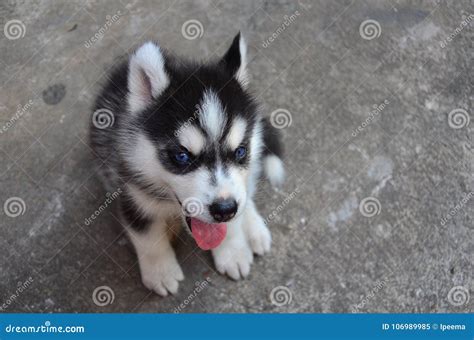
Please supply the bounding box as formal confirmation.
[190,218,227,250]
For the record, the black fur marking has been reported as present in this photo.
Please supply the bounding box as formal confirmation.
[120,191,152,232]
[220,33,242,78]
[262,117,283,158]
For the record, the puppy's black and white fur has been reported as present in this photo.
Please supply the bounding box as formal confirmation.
[90,33,284,296]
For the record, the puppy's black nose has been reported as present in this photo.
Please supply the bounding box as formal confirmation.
[209,198,237,222]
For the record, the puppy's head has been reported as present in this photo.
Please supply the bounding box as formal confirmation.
[124,34,263,248]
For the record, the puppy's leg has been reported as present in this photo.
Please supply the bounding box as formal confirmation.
[242,199,271,255]
[127,218,184,296]
[212,213,253,280]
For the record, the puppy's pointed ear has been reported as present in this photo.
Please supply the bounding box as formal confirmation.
[127,42,170,114]
[221,33,249,88]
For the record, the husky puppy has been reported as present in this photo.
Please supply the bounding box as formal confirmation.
[90,33,284,296]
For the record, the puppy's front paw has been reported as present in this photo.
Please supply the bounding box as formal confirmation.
[246,215,272,256]
[140,254,184,296]
[212,240,253,280]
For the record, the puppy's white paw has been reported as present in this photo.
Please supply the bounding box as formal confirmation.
[246,215,272,256]
[140,254,184,296]
[212,240,253,280]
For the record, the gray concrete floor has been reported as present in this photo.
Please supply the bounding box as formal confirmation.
[0,0,472,313]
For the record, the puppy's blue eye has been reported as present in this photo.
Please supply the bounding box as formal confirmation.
[174,151,191,165]
[235,146,247,160]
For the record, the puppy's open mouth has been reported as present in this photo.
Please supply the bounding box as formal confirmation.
[185,217,227,250]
